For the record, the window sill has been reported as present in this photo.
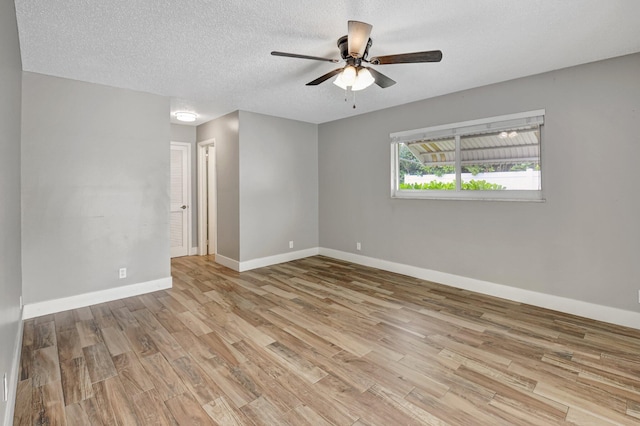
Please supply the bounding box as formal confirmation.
[392,190,545,202]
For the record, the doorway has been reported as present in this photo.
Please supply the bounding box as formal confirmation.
[197,139,217,256]
[170,142,191,258]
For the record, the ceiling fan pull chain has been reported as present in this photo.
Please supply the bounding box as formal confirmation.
[353,90,356,109]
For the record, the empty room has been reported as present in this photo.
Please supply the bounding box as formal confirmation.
[2,0,640,424]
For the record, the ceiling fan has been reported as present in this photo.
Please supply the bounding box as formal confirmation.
[271,20,443,92]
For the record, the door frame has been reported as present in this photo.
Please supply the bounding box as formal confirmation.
[170,141,192,258]
[197,138,217,256]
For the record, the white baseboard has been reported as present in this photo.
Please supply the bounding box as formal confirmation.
[239,248,320,272]
[215,248,321,272]
[4,311,24,426]
[215,254,240,271]
[22,276,173,320]
[319,248,640,330]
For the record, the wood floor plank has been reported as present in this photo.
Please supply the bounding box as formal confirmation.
[265,341,328,384]
[202,396,251,425]
[54,311,77,334]
[60,357,94,405]
[155,308,190,333]
[73,307,94,322]
[18,345,32,382]
[14,255,640,425]
[90,304,119,329]
[281,404,335,426]
[111,306,140,330]
[33,321,57,350]
[627,400,640,420]
[78,397,107,425]
[12,380,31,426]
[239,395,285,425]
[123,324,159,357]
[83,343,117,383]
[32,380,67,426]
[92,376,140,425]
[56,328,83,363]
[112,351,155,397]
[100,326,132,356]
[165,392,214,425]
[170,355,221,405]
[132,389,177,426]
[22,320,35,347]
[64,402,92,426]
[198,357,260,409]
[75,320,103,348]
[139,352,188,401]
[238,359,303,414]
[147,326,188,362]
[176,310,214,336]
[31,346,61,387]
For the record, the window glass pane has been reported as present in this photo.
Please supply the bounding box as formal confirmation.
[398,140,456,190]
[460,126,540,191]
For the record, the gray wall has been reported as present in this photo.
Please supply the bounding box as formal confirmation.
[171,123,198,247]
[319,53,640,312]
[21,72,171,304]
[197,111,319,263]
[197,111,240,260]
[0,0,23,422]
[238,111,318,261]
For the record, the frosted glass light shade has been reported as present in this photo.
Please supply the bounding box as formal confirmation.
[351,68,375,91]
[333,72,349,90]
[342,66,357,86]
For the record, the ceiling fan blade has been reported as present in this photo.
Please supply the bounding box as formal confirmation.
[367,68,396,88]
[347,21,373,58]
[306,68,344,86]
[370,50,443,65]
[271,51,339,63]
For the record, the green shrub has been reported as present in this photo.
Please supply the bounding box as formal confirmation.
[399,180,505,191]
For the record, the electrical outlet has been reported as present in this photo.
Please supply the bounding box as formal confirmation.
[289,241,294,249]
[3,373,7,402]
[119,268,127,279]
[356,242,361,251]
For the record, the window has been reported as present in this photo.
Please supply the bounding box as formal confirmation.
[391,110,544,201]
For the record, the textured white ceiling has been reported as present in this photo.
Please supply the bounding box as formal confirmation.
[14,0,640,125]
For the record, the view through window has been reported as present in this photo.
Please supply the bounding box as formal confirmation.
[391,111,544,200]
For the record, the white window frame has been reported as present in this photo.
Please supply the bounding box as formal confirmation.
[390,110,545,202]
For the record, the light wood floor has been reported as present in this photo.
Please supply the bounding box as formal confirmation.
[13,255,640,425]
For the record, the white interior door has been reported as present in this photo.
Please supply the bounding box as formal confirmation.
[207,145,216,255]
[170,142,190,257]
[197,140,216,256]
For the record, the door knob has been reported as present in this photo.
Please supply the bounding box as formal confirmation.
[181,205,187,210]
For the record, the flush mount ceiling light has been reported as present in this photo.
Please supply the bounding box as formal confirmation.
[175,111,197,122]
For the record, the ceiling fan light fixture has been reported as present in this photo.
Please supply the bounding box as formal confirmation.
[334,66,375,91]
[333,65,357,90]
[351,68,375,91]
[175,111,197,122]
